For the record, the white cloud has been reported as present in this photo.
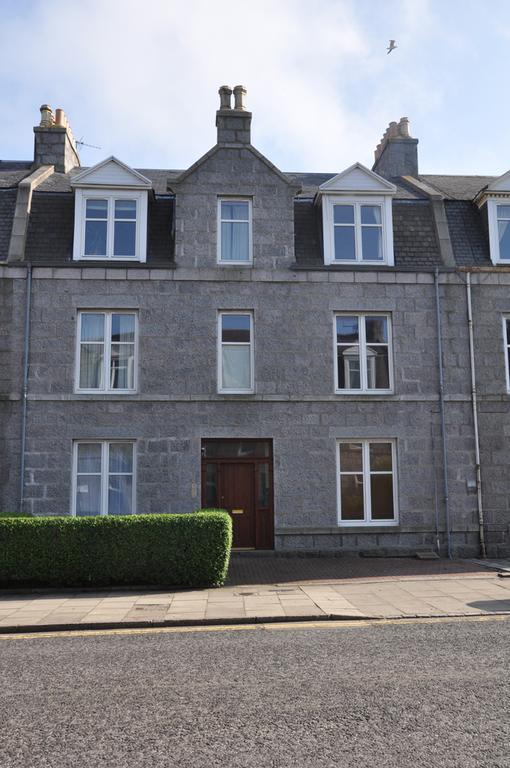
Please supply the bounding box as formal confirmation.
[0,0,504,174]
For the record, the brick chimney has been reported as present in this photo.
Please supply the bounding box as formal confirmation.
[372,117,418,178]
[33,104,80,173]
[216,85,252,145]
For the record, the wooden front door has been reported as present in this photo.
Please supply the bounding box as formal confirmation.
[201,440,274,550]
[219,463,255,548]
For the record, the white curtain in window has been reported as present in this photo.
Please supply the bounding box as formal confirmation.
[76,444,102,516]
[80,345,104,388]
[221,222,249,261]
[222,346,251,389]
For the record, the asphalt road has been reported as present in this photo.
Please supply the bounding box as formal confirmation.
[1,618,509,767]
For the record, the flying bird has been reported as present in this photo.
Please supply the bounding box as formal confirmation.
[387,40,397,54]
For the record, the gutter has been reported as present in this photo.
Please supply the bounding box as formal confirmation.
[19,264,32,514]
[465,273,487,558]
[434,268,452,558]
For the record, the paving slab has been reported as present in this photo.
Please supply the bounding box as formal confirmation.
[0,556,508,633]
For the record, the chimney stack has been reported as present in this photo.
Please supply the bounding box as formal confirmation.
[33,104,80,173]
[216,84,252,145]
[372,117,418,178]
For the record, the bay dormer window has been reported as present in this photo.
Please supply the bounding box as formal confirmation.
[71,157,152,262]
[318,163,396,266]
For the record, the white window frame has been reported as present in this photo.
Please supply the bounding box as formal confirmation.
[322,196,394,266]
[503,315,510,392]
[75,310,138,394]
[71,440,136,516]
[488,199,510,265]
[336,439,398,527]
[217,311,254,394]
[73,188,148,262]
[217,197,253,265]
[333,313,393,394]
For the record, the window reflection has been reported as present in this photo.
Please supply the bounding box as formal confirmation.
[202,441,270,459]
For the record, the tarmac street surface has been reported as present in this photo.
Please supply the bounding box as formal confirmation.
[0,616,509,767]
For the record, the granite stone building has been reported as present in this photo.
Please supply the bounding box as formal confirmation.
[1,86,510,557]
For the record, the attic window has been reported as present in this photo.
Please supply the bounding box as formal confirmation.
[333,203,383,262]
[318,163,396,267]
[495,204,510,261]
[322,196,393,266]
[71,157,151,262]
[74,190,147,261]
[486,200,510,265]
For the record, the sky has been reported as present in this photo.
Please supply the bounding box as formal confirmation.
[0,0,509,175]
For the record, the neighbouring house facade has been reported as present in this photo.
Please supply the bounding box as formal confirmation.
[1,86,510,557]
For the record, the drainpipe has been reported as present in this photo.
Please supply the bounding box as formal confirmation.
[434,268,452,558]
[465,273,487,558]
[19,265,32,514]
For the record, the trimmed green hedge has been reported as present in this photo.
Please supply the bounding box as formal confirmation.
[0,510,232,588]
[0,510,33,518]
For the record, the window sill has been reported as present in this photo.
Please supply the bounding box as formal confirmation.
[276,525,400,535]
[75,257,144,263]
[72,391,138,397]
[216,262,253,267]
[335,390,394,396]
[338,522,399,529]
[217,390,256,397]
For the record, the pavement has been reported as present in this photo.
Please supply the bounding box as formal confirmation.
[1,555,510,633]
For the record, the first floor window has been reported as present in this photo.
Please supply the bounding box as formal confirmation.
[218,312,254,392]
[77,311,137,392]
[335,314,392,392]
[338,440,397,525]
[73,441,134,516]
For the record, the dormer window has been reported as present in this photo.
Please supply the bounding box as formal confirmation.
[82,194,139,259]
[496,204,510,260]
[487,200,510,264]
[71,157,152,262]
[318,163,396,267]
[332,202,384,262]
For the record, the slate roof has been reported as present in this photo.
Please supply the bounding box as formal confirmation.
[0,166,32,189]
[294,199,442,269]
[288,172,422,200]
[25,193,174,265]
[35,167,178,196]
[0,189,17,260]
[0,158,503,269]
[445,201,490,265]
[419,175,495,201]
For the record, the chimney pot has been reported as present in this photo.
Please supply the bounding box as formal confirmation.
[218,85,232,110]
[398,117,410,138]
[55,108,65,127]
[388,121,399,138]
[233,85,247,111]
[39,104,53,128]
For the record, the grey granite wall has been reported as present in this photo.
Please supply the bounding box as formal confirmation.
[0,266,493,556]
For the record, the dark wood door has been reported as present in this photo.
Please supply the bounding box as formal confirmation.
[221,463,255,548]
[201,439,274,550]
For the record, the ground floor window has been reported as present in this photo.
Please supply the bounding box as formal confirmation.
[338,440,397,525]
[73,441,135,516]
